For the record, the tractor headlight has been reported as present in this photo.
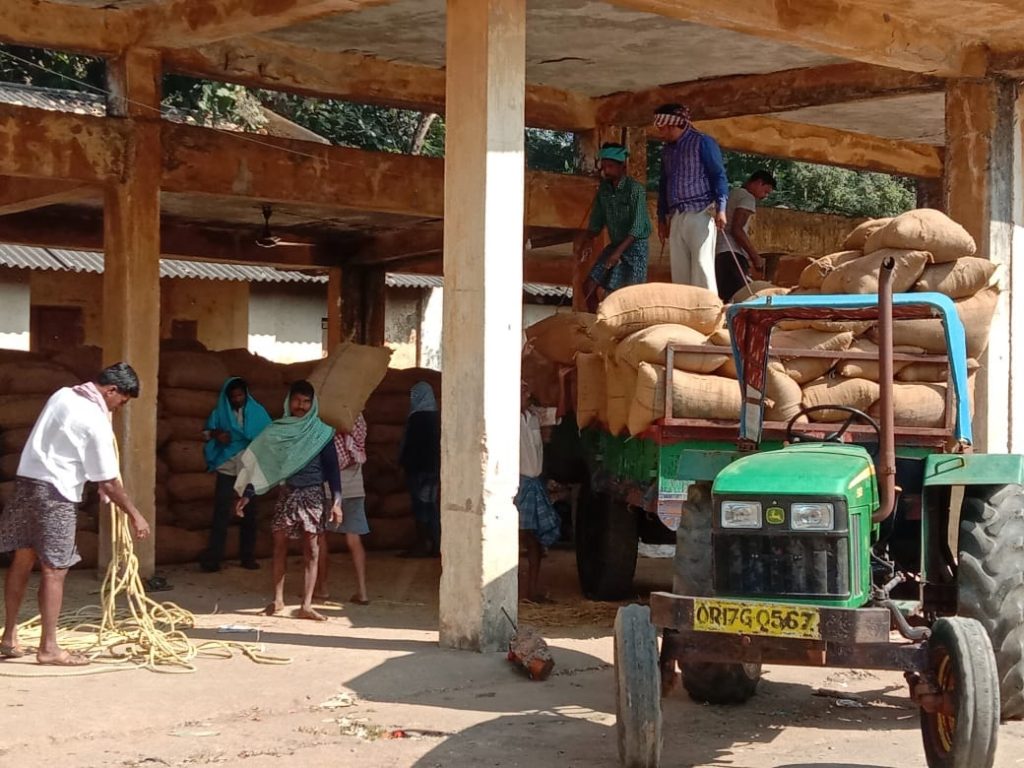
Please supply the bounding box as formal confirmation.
[791,502,835,531]
[721,501,762,529]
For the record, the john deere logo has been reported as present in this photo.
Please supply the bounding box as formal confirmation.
[766,506,786,525]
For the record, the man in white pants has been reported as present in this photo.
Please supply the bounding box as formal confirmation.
[652,104,730,294]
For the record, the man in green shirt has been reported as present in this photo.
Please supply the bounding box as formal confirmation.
[580,143,652,310]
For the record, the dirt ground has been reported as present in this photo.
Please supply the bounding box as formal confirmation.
[1,549,1022,768]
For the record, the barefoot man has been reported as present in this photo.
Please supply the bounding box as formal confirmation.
[0,363,151,666]
[234,380,341,621]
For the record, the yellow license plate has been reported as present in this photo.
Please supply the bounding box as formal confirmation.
[693,598,821,640]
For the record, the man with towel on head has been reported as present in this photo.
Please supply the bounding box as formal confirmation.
[652,103,730,295]
[579,142,652,311]
[234,380,341,621]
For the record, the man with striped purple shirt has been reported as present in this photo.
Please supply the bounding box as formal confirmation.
[653,103,730,295]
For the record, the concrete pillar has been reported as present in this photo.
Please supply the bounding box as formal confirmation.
[327,267,343,350]
[340,265,366,344]
[439,0,526,652]
[364,269,387,347]
[101,49,162,575]
[945,79,1024,454]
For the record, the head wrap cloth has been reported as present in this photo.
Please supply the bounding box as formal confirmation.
[653,104,692,128]
[598,145,629,163]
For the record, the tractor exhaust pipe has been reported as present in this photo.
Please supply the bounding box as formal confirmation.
[873,256,898,524]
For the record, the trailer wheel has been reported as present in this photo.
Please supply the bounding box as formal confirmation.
[920,616,999,768]
[575,483,639,600]
[958,483,1024,720]
[615,604,662,768]
[674,482,761,705]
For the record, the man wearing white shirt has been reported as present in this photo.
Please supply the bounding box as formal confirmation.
[715,170,776,302]
[0,363,150,667]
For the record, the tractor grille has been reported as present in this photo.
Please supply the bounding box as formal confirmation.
[713,533,850,599]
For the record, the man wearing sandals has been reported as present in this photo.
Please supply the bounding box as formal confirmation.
[0,363,150,667]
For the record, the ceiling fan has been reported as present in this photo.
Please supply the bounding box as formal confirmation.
[255,204,309,248]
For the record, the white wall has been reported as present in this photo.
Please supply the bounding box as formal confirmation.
[248,283,327,364]
[419,287,443,371]
[0,273,30,350]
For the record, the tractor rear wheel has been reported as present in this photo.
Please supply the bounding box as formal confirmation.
[958,483,1024,720]
[673,482,761,705]
[919,617,999,768]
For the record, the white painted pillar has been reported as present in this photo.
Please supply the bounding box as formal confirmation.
[945,80,1024,454]
[439,0,526,651]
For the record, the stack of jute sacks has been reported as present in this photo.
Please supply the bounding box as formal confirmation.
[0,341,419,566]
[521,209,998,437]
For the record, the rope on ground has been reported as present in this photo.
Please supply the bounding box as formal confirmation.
[0,505,292,676]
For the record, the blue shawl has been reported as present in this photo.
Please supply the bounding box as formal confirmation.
[204,377,272,472]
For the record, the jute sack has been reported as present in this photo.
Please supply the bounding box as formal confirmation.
[729,281,775,303]
[628,362,742,435]
[765,362,803,422]
[897,357,980,383]
[605,357,638,436]
[163,416,207,442]
[522,347,562,408]
[801,376,880,422]
[525,312,597,365]
[163,440,208,474]
[282,359,320,385]
[773,255,818,288]
[842,218,892,251]
[879,286,999,359]
[167,472,216,503]
[820,248,931,295]
[595,283,724,340]
[365,392,414,426]
[370,492,413,520]
[217,348,284,388]
[160,388,217,419]
[0,362,76,396]
[798,251,864,290]
[0,480,14,506]
[770,329,855,384]
[50,346,101,382]
[155,525,207,565]
[615,324,728,374]
[864,209,976,262]
[575,352,606,429]
[156,458,170,483]
[809,320,875,336]
[171,501,213,531]
[0,395,48,429]
[870,382,947,428]
[161,351,229,392]
[0,453,20,479]
[913,257,999,299]
[838,338,924,381]
[375,367,442,396]
[364,517,416,551]
[309,343,393,433]
[365,423,404,446]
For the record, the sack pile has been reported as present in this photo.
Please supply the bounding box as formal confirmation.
[0,342,419,566]
[523,210,995,436]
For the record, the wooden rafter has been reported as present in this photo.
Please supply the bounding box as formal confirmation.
[163,37,596,131]
[0,177,96,215]
[595,62,944,127]
[603,0,985,77]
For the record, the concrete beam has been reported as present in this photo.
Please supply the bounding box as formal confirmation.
[696,115,944,179]
[163,37,596,130]
[0,177,97,215]
[603,0,985,77]
[0,0,136,53]
[439,0,524,652]
[136,0,393,49]
[595,62,944,127]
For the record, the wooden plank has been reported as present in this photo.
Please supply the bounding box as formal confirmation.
[137,0,394,49]
[695,115,944,178]
[164,37,596,130]
[603,0,984,76]
[595,62,944,127]
[0,0,136,53]
[439,0,525,653]
[0,105,128,184]
[0,178,96,216]
[101,49,161,577]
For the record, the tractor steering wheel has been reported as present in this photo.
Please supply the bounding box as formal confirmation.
[785,405,882,445]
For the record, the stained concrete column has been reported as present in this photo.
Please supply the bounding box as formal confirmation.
[101,49,162,575]
[945,79,1024,453]
[439,0,526,652]
[327,267,343,350]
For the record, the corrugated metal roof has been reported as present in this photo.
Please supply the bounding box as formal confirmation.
[0,83,104,116]
[386,272,572,298]
[0,244,326,283]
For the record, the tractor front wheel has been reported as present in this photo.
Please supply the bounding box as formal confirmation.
[919,616,999,768]
[614,604,662,768]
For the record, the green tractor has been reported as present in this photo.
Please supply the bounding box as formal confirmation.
[615,259,1024,768]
